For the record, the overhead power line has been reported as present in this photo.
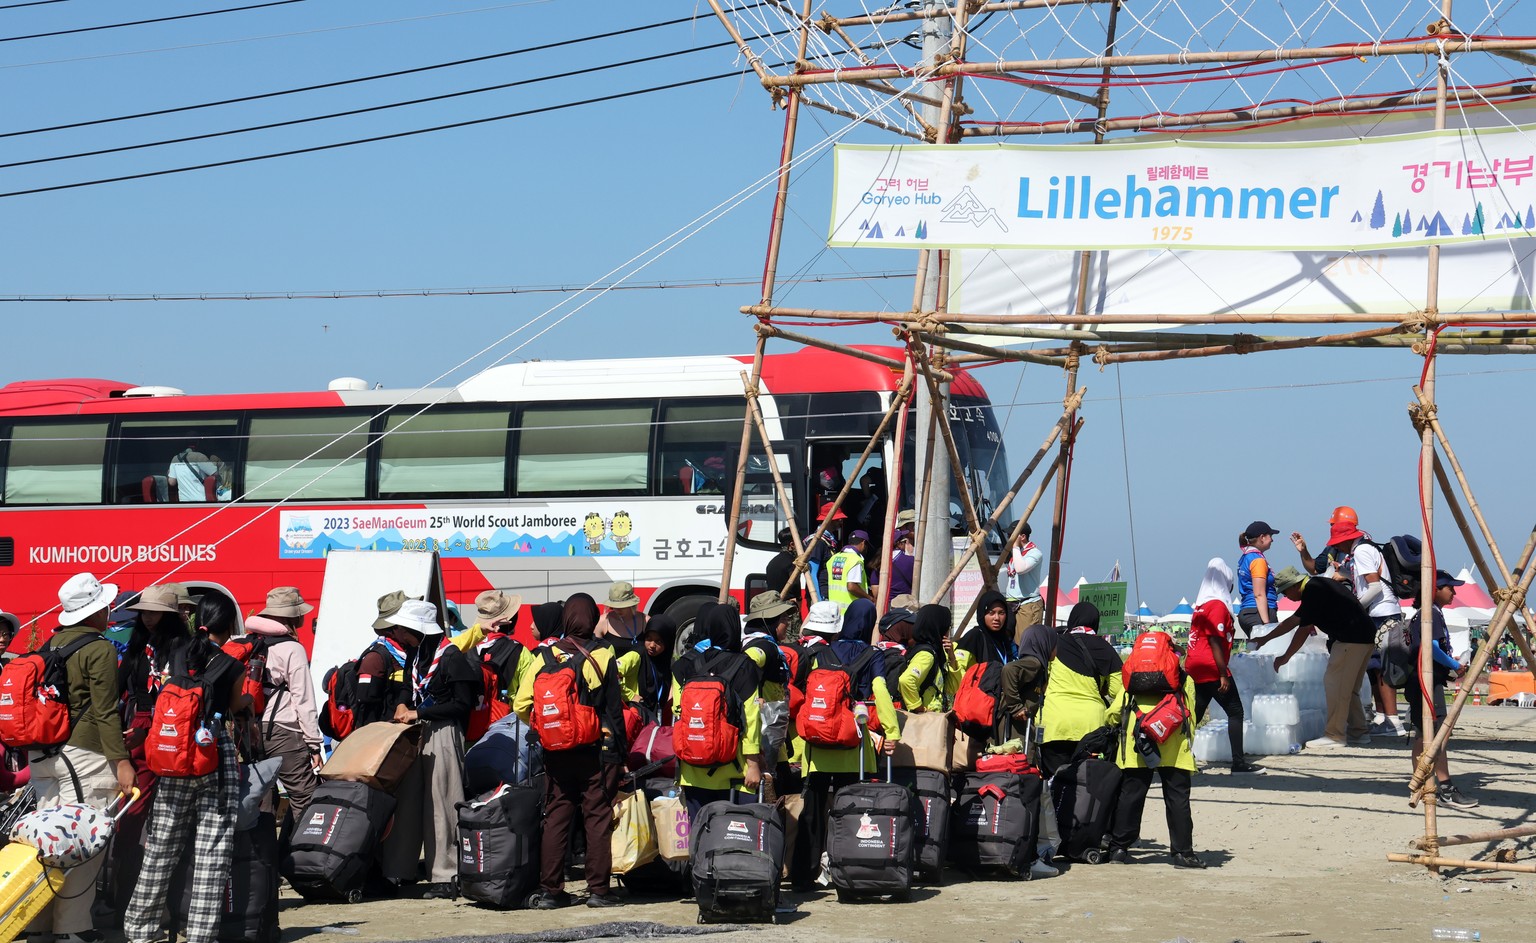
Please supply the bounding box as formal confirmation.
[0,3,771,139]
[0,271,915,303]
[0,0,74,10]
[0,0,306,43]
[0,35,788,170]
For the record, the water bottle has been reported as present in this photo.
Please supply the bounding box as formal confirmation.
[1431,929,1481,941]
[1288,742,1301,755]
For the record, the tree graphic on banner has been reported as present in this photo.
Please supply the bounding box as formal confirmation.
[1370,191,1386,229]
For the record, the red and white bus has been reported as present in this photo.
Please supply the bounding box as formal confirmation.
[0,345,1013,649]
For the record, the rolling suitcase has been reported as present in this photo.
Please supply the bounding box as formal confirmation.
[827,751,919,901]
[0,789,137,943]
[282,780,395,903]
[457,783,541,909]
[173,812,280,943]
[950,771,1041,878]
[891,766,951,881]
[1051,755,1122,864]
[690,792,783,924]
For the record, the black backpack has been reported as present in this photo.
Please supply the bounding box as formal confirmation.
[1368,535,1424,603]
[741,633,788,686]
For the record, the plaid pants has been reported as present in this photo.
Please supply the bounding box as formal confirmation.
[123,732,239,943]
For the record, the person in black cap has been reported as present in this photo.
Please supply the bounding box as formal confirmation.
[1403,570,1479,809]
[1235,521,1282,636]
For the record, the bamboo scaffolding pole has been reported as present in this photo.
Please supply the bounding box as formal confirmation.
[1415,387,1536,676]
[876,347,917,616]
[911,357,941,601]
[831,0,1106,28]
[945,323,1536,346]
[745,303,1536,326]
[760,38,1536,88]
[774,378,913,602]
[754,323,950,379]
[925,398,1083,605]
[1407,524,1536,793]
[912,330,1068,367]
[705,0,775,84]
[721,337,771,604]
[953,441,1073,631]
[1386,853,1536,874]
[966,81,1536,137]
[1094,325,1406,364]
[801,95,926,140]
[1412,823,1536,850]
[915,346,997,589]
[818,19,933,140]
[944,341,1536,365]
[740,370,810,605]
[1045,350,1081,630]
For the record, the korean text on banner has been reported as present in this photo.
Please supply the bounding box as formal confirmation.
[828,124,1536,252]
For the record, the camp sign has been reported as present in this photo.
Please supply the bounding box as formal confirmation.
[828,123,1536,252]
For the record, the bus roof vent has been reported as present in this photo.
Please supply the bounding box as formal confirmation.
[328,377,369,392]
[120,385,185,398]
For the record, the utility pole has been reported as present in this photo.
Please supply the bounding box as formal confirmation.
[914,0,955,605]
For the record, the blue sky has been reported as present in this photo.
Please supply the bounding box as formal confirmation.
[2,1,1532,610]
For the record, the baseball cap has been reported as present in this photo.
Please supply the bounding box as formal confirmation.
[1434,569,1464,589]
[849,529,870,543]
[1243,521,1280,540]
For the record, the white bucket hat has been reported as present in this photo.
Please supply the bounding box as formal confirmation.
[386,598,444,636]
[58,572,119,627]
[802,600,844,637]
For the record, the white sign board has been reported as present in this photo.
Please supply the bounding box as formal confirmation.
[830,124,1536,252]
[309,549,444,703]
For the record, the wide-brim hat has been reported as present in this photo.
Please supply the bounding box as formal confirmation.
[803,601,844,636]
[162,581,195,608]
[475,589,523,623]
[258,586,313,618]
[606,581,640,609]
[0,611,18,637]
[1274,566,1308,593]
[748,591,794,621]
[817,501,848,522]
[126,585,179,614]
[386,598,444,636]
[373,590,418,630]
[1328,521,1365,545]
[58,573,119,627]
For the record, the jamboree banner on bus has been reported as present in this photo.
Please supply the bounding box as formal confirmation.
[828,122,1536,252]
[278,505,672,560]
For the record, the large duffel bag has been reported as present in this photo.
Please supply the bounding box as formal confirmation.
[826,761,920,900]
[1051,755,1122,864]
[891,766,951,880]
[457,782,541,909]
[281,780,395,903]
[949,771,1041,878]
[690,800,783,924]
[173,812,279,943]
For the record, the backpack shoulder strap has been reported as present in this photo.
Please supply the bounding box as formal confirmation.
[49,633,111,662]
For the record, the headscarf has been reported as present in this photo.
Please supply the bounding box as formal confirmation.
[531,601,564,641]
[1066,601,1101,632]
[960,590,1015,663]
[912,604,951,652]
[840,598,877,643]
[1195,557,1236,608]
[1015,622,1056,667]
[639,614,676,709]
[702,604,742,653]
[880,618,914,647]
[560,594,600,641]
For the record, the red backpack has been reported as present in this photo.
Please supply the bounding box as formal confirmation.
[798,647,876,749]
[0,635,111,751]
[530,644,604,751]
[466,636,523,744]
[675,652,746,768]
[952,660,1003,737]
[1122,632,1183,695]
[220,636,286,717]
[146,675,219,778]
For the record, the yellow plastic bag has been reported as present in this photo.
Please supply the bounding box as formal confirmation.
[650,794,690,862]
[610,789,658,874]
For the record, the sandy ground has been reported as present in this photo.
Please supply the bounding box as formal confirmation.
[279,705,1536,943]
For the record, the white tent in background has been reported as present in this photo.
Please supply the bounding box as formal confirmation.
[1157,598,1194,625]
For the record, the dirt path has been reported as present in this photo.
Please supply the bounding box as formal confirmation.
[281,706,1536,943]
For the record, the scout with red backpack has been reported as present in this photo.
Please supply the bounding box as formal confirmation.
[221,635,297,719]
[675,652,748,768]
[466,635,524,744]
[145,672,221,778]
[0,635,114,750]
[530,641,608,751]
[1120,631,1190,746]
[798,646,881,748]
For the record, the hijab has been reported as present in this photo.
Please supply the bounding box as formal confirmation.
[1054,601,1122,677]
[912,604,950,652]
[560,594,600,641]
[1066,601,1101,632]
[1195,557,1236,608]
[840,598,877,644]
[960,590,1015,664]
[531,601,564,642]
[880,618,914,647]
[702,603,742,654]
[1015,621,1057,667]
[638,615,676,709]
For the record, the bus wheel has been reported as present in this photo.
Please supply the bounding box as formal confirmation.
[663,595,717,651]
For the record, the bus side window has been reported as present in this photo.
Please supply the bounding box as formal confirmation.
[378,409,508,499]
[3,421,109,505]
[113,418,241,504]
[655,401,741,496]
[516,404,650,496]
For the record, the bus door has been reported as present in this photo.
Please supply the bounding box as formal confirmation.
[720,438,798,554]
[803,437,892,546]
